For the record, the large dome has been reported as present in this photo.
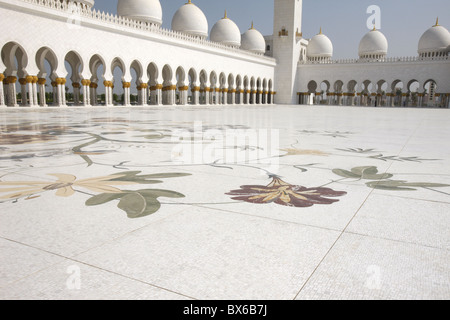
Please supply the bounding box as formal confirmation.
[306,29,333,59]
[117,0,163,26]
[171,1,208,38]
[418,20,450,56]
[241,23,266,54]
[210,11,241,47]
[359,28,388,58]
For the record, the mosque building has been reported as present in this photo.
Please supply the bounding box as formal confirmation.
[0,0,449,108]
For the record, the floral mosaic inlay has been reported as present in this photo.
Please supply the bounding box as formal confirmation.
[226,176,347,207]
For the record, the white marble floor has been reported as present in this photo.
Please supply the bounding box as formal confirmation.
[0,105,449,300]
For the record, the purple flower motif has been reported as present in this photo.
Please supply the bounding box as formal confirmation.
[226,177,346,207]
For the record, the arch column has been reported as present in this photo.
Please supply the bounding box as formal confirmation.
[31,76,39,107]
[386,93,392,107]
[80,79,91,107]
[257,90,262,104]
[37,77,48,107]
[204,87,210,105]
[297,92,302,105]
[155,84,163,105]
[72,82,81,106]
[163,85,176,105]
[54,77,67,107]
[191,86,200,105]
[5,76,18,107]
[229,88,236,105]
[22,76,39,107]
[401,93,407,107]
[178,85,188,105]
[222,88,228,104]
[103,80,114,107]
[251,90,256,104]
[89,82,98,106]
[122,82,131,106]
[0,74,5,107]
[237,89,243,105]
[149,84,162,105]
[19,78,28,106]
[214,88,220,105]
[141,83,149,106]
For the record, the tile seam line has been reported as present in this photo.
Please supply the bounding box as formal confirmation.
[191,204,450,251]
[0,236,197,300]
[342,230,450,252]
[293,117,426,300]
[190,203,344,233]
[369,191,450,205]
[292,187,378,300]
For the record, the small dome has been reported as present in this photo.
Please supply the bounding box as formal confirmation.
[306,29,333,58]
[359,28,388,58]
[117,0,163,26]
[241,23,266,54]
[172,1,208,38]
[418,20,450,55]
[210,11,241,47]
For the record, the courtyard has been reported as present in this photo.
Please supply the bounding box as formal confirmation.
[0,104,449,300]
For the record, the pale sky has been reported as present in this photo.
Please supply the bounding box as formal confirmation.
[93,0,450,59]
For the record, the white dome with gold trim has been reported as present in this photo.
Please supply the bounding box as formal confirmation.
[210,11,241,47]
[418,19,450,56]
[359,28,388,58]
[171,1,208,38]
[117,0,163,26]
[241,23,266,54]
[306,28,333,59]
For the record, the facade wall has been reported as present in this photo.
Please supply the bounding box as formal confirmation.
[0,0,276,107]
[296,59,450,107]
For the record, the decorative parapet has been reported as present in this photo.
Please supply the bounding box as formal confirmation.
[6,0,275,63]
[299,55,449,65]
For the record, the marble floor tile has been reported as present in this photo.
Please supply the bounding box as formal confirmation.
[0,238,64,287]
[295,233,449,300]
[347,194,450,249]
[74,206,341,300]
[0,259,190,300]
[1,105,449,300]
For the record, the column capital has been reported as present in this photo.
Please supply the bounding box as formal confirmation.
[0,73,4,82]
[72,82,81,89]
[55,78,66,85]
[6,76,17,84]
[19,78,27,85]
[81,79,91,86]
[103,80,113,88]
[162,85,177,91]
[122,82,131,88]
